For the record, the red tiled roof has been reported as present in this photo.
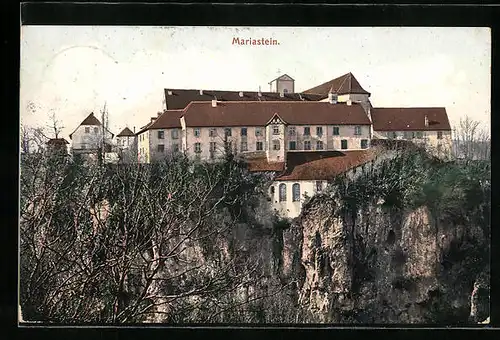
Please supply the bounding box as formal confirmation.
[246,158,285,172]
[371,107,451,131]
[117,127,135,137]
[275,149,380,181]
[164,89,324,110]
[80,112,102,126]
[182,101,371,127]
[137,110,183,134]
[302,72,370,96]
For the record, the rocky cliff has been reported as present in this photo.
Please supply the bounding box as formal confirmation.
[278,181,490,324]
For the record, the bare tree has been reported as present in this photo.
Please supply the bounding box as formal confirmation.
[19,149,284,323]
[453,116,490,161]
[47,111,64,139]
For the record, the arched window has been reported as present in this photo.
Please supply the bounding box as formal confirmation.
[292,183,300,202]
[279,183,286,202]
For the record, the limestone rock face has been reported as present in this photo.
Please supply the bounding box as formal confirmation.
[281,195,489,324]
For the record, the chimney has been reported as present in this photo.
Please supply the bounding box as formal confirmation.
[212,99,217,107]
[133,126,136,133]
[239,91,244,97]
[424,115,429,127]
[258,86,262,97]
[199,89,204,95]
[347,99,352,106]
[151,117,156,123]
[157,111,162,117]
[167,90,172,95]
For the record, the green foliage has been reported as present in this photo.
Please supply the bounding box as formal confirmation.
[328,147,490,227]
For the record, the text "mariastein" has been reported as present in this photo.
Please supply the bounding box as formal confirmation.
[232,37,280,46]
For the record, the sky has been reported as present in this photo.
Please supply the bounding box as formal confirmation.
[20,26,491,140]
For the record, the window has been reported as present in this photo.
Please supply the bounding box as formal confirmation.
[416,131,423,139]
[272,140,280,150]
[209,128,216,137]
[270,186,275,195]
[304,127,310,136]
[94,127,99,133]
[361,139,368,149]
[209,142,216,152]
[333,126,340,135]
[173,144,180,153]
[157,144,165,152]
[279,183,286,202]
[341,140,348,149]
[241,127,247,136]
[354,126,362,135]
[289,141,297,150]
[283,88,289,93]
[316,141,324,150]
[85,127,90,133]
[194,142,201,153]
[256,141,263,151]
[224,127,232,137]
[437,131,443,139]
[404,131,412,139]
[194,128,201,137]
[288,126,296,135]
[392,131,398,139]
[316,127,323,136]
[316,181,323,192]
[171,129,179,139]
[157,130,164,139]
[292,183,300,202]
[304,141,311,150]
[241,141,248,151]
[255,128,263,136]
[273,125,280,135]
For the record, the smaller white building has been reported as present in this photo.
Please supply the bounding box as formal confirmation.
[269,149,382,219]
[69,112,115,155]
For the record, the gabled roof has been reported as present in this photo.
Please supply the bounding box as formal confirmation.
[164,89,324,110]
[136,110,183,134]
[117,127,135,137]
[275,149,380,181]
[371,107,451,131]
[80,112,102,126]
[69,112,114,139]
[268,74,295,84]
[302,72,371,97]
[181,101,371,127]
